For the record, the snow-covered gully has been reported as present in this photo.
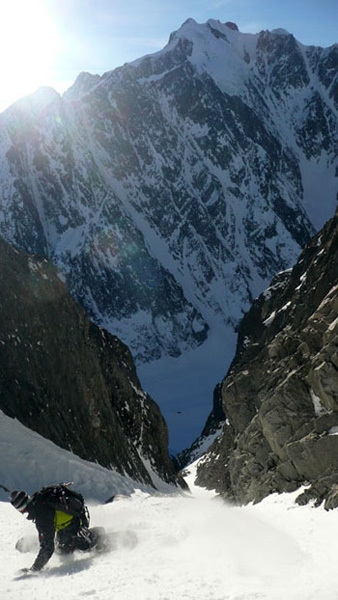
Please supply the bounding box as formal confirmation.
[2,466,338,600]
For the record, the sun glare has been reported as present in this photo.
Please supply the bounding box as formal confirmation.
[0,0,61,109]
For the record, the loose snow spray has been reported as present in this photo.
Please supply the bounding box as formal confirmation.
[87,491,306,600]
[3,411,338,599]
[174,497,302,582]
[3,487,338,599]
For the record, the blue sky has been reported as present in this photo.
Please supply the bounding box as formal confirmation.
[0,0,337,112]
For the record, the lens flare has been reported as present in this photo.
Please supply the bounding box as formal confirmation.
[0,0,61,108]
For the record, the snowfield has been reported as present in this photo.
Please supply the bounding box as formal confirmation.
[3,471,338,599]
[0,411,338,600]
[2,411,338,599]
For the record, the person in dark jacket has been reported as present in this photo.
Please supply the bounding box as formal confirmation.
[11,488,101,572]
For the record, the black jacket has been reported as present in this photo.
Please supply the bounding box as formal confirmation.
[27,493,80,571]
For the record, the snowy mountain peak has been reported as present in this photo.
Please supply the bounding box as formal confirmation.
[9,86,61,114]
[63,71,102,102]
[270,27,291,37]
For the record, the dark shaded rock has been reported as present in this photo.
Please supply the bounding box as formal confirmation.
[225,22,239,31]
[0,237,180,489]
[324,484,338,510]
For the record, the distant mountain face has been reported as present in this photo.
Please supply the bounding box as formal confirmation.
[195,206,338,507]
[0,19,336,367]
[0,237,181,490]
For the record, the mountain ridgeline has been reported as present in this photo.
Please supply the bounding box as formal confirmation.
[0,236,180,490]
[195,205,338,507]
[0,19,337,365]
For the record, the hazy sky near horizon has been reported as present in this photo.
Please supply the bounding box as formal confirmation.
[0,0,337,112]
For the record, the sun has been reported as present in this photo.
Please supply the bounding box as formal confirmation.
[0,0,61,110]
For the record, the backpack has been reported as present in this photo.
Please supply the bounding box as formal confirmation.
[38,482,89,525]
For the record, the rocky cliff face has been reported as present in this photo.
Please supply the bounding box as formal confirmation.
[196,206,338,506]
[0,237,179,489]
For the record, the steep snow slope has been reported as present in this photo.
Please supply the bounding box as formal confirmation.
[2,420,338,600]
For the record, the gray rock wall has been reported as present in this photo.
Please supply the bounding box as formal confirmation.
[196,208,338,506]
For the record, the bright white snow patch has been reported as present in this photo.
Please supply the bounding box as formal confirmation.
[263,310,276,326]
[311,390,329,417]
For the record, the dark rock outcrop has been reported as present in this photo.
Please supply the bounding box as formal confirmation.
[0,237,179,489]
[196,207,338,506]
